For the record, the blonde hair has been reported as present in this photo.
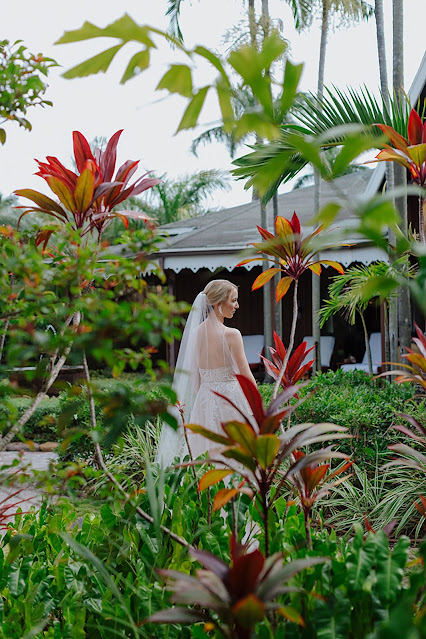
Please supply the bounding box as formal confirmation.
[203,279,237,306]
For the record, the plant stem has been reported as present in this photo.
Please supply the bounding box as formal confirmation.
[304,509,313,551]
[0,312,80,451]
[272,280,298,400]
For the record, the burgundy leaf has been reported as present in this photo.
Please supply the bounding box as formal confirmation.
[100,130,123,182]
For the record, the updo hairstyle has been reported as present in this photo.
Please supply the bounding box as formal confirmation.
[203,280,237,307]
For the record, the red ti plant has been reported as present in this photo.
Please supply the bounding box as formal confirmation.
[147,533,326,638]
[261,331,314,391]
[378,322,426,391]
[287,451,353,549]
[372,109,426,241]
[14,130,160,247]
[186,375,351,555]
[237,212,343,399]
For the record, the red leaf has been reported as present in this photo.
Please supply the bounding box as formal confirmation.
[290,211,301,235]
[235,374,265,427]
[73,131,95,173]
[229,551,265,599]
[407,109,423,145]
[100,130,123,182]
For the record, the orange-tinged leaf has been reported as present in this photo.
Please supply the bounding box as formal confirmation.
[232,594,265,627]
[305,464,329,492]
[255,435,280,470]
[319,260,344,274]
[46,176,76,213]
[374,149,412,170]
[405,353,426,372]
[199,469,233,491]
[276,276,292,302]
[406,143,426,168]
[252,268,281,291]
[375,123,409,150]
[14,188,67,217]
[277,605,305,627]
[275,216,293,237]
[74,167,95,213]
[236,257,268,267]
[213,487,238,510]
[308,262,321,275]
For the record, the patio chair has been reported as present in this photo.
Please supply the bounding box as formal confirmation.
[242,334,264,371]
[302,335,335,370]
[340,332,382,374]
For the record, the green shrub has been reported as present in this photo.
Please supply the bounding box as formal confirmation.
[5,396,61,443]
[259,369,425,469]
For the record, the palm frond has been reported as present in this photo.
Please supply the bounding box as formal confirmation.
[232,85,412,202]
[166,0,185,42]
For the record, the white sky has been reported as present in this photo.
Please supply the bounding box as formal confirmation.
[1,0,425,209]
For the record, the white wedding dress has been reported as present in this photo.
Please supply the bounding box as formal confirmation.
[156,293,251,467]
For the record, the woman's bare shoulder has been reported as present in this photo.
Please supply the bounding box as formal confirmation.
[225,327,242,342]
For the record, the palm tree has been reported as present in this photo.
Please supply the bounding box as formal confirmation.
[318,260,411,374]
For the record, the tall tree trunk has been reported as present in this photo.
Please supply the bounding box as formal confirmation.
[374,0,389,111]
[273,193,283,339]
[392,0,411,358]
[312,1,329,373]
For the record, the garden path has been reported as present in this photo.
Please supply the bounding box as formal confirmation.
[0,451,58,526]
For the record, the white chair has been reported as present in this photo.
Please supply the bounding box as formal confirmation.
[340,332,382,374]
[302,336,335,369]
[242,334,265,370]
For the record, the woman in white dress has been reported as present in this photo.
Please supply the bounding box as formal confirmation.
[156,280,257,467]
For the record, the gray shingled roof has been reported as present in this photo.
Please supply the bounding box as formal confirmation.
[158,171,372,253]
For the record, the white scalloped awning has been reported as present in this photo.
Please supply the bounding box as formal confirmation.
[162,245,388,273]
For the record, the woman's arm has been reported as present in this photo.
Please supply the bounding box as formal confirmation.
[227,328,257,386]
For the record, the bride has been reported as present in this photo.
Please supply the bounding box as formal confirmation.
[156,279,257,467]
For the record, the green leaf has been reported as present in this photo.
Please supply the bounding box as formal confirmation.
[278,60,303,119]
[313,202,342,228]
[347,525,376,592]
[157,64,193,98]
[62,44,124,79]
[255,435,280,470]
[56,14,155,47]
[177,86,209,132]
[233,112,280,141]
[121,49,150,83]
[330,132,379,179]
[375,532,410,606]
[100,503,118,528]
[0,128,6,145]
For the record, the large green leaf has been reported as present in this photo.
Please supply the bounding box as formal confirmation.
[121,49,150,84]
[177,86,209,131]
[375,532,410,606]
[56,14,155,47]
[347,525,376,593]
[278,60,304,120]
[62,44,124,79]
[157,64,193,98]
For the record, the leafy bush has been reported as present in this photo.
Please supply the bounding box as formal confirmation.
[259,369,425,468]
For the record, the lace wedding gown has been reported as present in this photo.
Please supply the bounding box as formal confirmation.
[156,292,252,467]
[186,365,251,460]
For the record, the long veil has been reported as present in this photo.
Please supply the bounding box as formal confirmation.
[156,292,238,467]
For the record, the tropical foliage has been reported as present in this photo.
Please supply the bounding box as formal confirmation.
[0,39,56,144]
[14,130,159,246]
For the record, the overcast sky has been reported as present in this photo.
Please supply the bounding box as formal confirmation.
[1,0,425,209]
